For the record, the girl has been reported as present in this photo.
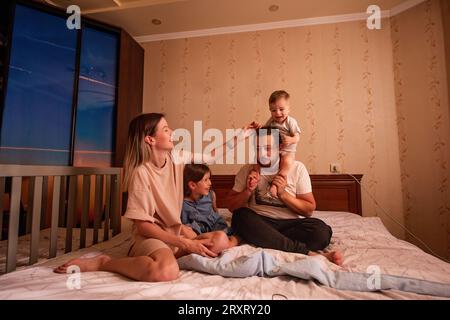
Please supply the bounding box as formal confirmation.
[54,113,231,282]
[182,164,238,248]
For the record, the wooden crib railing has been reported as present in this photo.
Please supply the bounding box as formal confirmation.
[0,165,122,273]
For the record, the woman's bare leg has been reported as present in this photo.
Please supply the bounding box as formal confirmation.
[54,248,179,282]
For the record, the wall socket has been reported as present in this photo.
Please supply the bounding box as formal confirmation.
[330,163,341,174]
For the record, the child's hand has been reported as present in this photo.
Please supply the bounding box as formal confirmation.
[243,121,261,130]
[241,122,259,139]
[250,121,262,129]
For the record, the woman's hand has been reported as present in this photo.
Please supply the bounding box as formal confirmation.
[246,169,260,192]
[181,238,218,258]
[180,225,197,239]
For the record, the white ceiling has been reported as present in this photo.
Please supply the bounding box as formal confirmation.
[41,0,415,37]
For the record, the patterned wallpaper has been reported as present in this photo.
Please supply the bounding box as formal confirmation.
[391,0,450,259]
[142,0,450,258]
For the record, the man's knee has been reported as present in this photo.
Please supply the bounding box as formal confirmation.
[308,223,332,251]
[231,207,254,228]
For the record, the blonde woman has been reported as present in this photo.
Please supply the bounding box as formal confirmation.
[54,113,242,282]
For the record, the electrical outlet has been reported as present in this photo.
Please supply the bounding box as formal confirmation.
[330,163,341,174]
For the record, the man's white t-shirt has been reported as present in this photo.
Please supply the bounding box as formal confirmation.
[232,161,312,220]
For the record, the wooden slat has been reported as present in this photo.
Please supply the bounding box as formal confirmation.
[40,176,48,229]
[111,174,121,236]
[0,177,5,241]
[103,175,111,241]
[0,165,120,177]
[65,175,77,253]
[6,177,22,273]
[26,177,35,234]
[93,175,103,245]
[80,175,90,249]
[58,176,67,227]
[49,176,61,258]
[29,176,43,264]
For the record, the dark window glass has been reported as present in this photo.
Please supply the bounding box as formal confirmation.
[0,4,77,165]
[73,27,118,167]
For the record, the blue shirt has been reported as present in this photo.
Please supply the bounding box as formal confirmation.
[181,191,229,235]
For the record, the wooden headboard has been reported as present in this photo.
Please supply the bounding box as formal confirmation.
[211,174,363,215]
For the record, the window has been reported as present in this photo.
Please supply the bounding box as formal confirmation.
[0,4,77,165]
[73,27,118,167]
[0,3,119,167]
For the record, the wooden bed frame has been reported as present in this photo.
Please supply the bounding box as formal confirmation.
[211,174,363,215]
[0,165,122,273]
[0,166,361,275]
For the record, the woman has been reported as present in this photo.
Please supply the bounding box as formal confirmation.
[54,113,231,282]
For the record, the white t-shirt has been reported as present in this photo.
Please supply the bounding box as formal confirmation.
[232,161,312,220]
[265,115,301,137]
[265,116,301,153]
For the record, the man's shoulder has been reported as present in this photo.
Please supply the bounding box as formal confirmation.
[289,161,309,177]
[292,160,307,170]
[236,164,254,176]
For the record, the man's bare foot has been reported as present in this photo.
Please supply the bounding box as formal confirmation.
[308,250,343,266]
[53,254,111,274]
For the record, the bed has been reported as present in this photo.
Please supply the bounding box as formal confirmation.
[0,169,449,300]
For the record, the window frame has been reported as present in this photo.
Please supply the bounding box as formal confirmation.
[0,0,121,167]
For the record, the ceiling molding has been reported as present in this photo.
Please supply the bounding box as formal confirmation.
[134,10,391,43]
[390,0,426,16]
[134,0,426,43]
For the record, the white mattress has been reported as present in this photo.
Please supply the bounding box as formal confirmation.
[0,225,112,274]
[0,210,449,300]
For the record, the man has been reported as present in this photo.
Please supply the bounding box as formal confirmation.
[227,127,342,265]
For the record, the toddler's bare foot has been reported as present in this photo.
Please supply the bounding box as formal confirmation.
[308,250,343,266]
[53,254,111,274]
[269,184,278,198]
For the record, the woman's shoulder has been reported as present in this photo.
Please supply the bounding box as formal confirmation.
[128,164,152,189]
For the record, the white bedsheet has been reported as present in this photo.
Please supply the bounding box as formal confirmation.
[0,210,449,300]
[0,225,112,274]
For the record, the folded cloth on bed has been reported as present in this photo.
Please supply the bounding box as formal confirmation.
[177,247,450,297]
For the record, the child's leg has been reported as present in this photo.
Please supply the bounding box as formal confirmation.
[228,235,240,248]
[279,152,294,177]
[269,153,294,197]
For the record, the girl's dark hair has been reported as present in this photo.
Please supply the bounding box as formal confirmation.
[183,164,211,197]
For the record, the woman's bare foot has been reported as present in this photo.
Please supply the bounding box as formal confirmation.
[53,254,111,274]
[308,250,343,266]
